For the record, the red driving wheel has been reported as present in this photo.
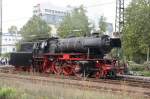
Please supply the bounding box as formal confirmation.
[62,66,73,76]
[52,61,62,75]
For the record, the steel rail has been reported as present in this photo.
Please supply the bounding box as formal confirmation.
[0,72,149,97]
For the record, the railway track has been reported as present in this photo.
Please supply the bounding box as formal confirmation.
[0,72,149,98]
[0,65,150,88]
[0,65,150,96]
[89,78,150,89]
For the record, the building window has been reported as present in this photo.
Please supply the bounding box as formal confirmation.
[13,48,16,52]
[2,48,5,51]
[52,10,54,14]
[3,48,7,52]
[55,10,57,14]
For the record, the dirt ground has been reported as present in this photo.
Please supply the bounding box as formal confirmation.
[0,76,148,99]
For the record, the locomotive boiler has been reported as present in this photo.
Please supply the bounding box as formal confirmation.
[34,35,120,57]
[9,35,124,78]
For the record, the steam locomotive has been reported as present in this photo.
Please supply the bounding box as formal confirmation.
[9,35,125,78]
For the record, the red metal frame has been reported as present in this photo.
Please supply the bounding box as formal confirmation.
[14,53,125,78]
[37,53,124,78]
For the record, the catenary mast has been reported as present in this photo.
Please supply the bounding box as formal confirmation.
[115,0,124,57]
[115,0,124,35]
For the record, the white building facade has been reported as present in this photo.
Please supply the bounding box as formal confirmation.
[105,22,113,36]
[1,33,22,54]
[33,3,71,36]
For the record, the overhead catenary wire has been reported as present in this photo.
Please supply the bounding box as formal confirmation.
[85,0,130,8]
[85,1,115,8]
[1,0,133,34]
[1,1,131,24]
[2,3,115,22]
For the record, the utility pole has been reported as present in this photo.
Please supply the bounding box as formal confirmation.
[0,0,2,55]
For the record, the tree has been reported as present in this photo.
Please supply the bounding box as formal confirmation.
[57,15,73,38]
[98,16,107,34]
[20,15,51,41]
[123,0,150,63]
[8,25,18,34]
[57,6,92,38]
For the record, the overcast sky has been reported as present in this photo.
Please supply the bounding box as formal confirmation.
[2,0,131,32]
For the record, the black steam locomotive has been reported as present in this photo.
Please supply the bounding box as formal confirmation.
[9,35,124,78]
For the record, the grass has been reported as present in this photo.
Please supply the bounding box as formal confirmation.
[0,87,27,99]
[0,76,148,99]
[136,71,150,76]
[0,87,16,99]
[128,61,150,76]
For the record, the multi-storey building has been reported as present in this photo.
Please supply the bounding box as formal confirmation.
[1,33,22,54]
[33,3,71,36]
[33,3,70,25]
[105,22,113,36]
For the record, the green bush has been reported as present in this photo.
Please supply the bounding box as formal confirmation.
[141,71,150,77]
[130,65,145,71]
[128,61,150,76]
[0,87,17,99]
[128,62,145,71]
